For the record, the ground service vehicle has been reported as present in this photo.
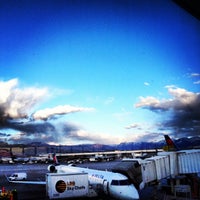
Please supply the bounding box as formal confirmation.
[8,172,27,181]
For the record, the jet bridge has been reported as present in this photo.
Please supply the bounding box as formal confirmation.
[113,150,200,189]
[111,159,143,190]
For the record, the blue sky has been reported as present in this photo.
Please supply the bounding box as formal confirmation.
[0,0,200,145]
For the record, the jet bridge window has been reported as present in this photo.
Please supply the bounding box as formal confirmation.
[111,179,131,186]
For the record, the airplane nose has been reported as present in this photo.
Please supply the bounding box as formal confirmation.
[123,188,139,200]
[118,186,140,200]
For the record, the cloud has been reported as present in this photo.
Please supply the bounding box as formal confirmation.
[190,73,200,77]
[144,82,150,86]
[0,132,11,137]
[190,72,200,85]
[7,121,118,145]
[63,129,117,144]
[32,105,95,120]
[135,86,200,138]
[8,121,78,144]
[130,131,163,143]
[125,123,141,130]
[135,96,161,110]
[0,78,96,144]
[0,78,48,120]
[194,80,200,85]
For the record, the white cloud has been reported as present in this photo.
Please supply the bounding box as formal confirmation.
[134,86,200,138]
[144,82,150,86]
[190,73,200,77]
[194,80,200,85]
[125,123,141,129]
[0,79,97,145]
[135,96,160,108]
[189,73,200,85]
[32,105,95,120]
[0,78,48,119]
[135,86,199,111]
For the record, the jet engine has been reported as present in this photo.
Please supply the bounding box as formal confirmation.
[48,165,57,173]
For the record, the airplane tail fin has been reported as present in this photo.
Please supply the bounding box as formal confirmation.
[164,135,179,151]
[47,154,59,173]
[52,153,59,165]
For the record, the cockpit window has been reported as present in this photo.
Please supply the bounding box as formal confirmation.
[111,180,118,185]
[111,179,131,186]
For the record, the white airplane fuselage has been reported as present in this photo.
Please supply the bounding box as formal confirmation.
[50,164,139,200]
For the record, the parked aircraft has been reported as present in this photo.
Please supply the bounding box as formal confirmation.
[29,154,54,163]
[13,157,30,163]
[8,154,139,200]
[89,153,116,162]
[48,162,139,200]
[0,156,14,164]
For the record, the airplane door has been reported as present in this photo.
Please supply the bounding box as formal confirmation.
[103,179,109,195]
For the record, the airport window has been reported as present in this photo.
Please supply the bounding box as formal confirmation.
[111,179,130,186]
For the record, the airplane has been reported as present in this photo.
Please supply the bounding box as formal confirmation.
[0,156,14,164]
[8,154,140,200]
[89,153,116,162]
[12,156,30,163]
[48,163,139,199]
[29,154,54,163]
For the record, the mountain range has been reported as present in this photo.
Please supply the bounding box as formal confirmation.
[1,136,200,153]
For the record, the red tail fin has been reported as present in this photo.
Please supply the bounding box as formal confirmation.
[53,153,59,165]
[164,135,179,151]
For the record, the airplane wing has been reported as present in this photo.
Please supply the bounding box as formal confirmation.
[9,181,46,185]
[5,175,46,185]
[8,180,46,185]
